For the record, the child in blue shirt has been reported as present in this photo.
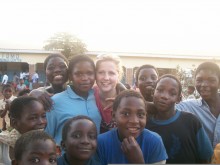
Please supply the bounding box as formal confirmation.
[45,55,101,147]
[97,90,167,164]
[57,115,101,165]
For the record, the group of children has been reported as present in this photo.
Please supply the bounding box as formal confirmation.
[0,53,219,164]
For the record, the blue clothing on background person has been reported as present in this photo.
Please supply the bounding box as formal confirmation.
[57,153,101,165]
[97,128,167,165]
[176,97,220,148]
[45,85,101,145]
[146,110,213,163]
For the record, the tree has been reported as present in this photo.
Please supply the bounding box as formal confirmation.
[44,32,87,59]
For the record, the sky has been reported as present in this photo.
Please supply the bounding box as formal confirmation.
[1,0,220,56]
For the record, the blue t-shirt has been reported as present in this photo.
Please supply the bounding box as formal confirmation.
[45,85,101,145]
[97,128,167,165]
[57,153,101,165]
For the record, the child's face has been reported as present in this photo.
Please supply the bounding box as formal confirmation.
[17,139,57,165]
[136,68,158,100]
[13,101,47,134]
[19,79,24,84]
[69,61,95,97]
[153,77,180,112]
[46,57,68,86]
[96,61,119,93]
[113,96,146,140]
[195,69,220,101]
[62,119,97,161]
[2,87,13,99]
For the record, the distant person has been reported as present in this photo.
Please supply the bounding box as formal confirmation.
[12,130,57,165]
[16,79,26,92]
[0,84,16,131]
[186,85,196,100]
[1,72,8,85]
[31,71,39,89]
[12,73,19,90]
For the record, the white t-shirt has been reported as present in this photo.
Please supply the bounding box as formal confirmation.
[1,75,8,84]
[32,73,39,83]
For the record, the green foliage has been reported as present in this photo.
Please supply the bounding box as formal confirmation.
[176,65,196,96]
[44,32,87,59]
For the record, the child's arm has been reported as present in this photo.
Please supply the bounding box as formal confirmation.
[0,102,9,118]
[29,89,54,111]
[121,136,145,164]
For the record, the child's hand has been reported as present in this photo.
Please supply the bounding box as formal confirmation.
[29,90,54,111]
[121,136,145,164]
[103,98,115,110]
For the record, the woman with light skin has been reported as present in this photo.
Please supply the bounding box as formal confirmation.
[94,54,126,133]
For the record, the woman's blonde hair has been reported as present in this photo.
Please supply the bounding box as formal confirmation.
[96,54,123,80]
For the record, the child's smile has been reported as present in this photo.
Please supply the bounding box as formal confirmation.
[113,96,146,140]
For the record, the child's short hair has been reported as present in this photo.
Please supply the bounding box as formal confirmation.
[2,83,13,92]
[9,96,41,119]
[113,90,146,112]
[195,61,220,80]
[62,115,97,142]
[68,55,95,75]
[14,130,55,161]
[44,53,69,71]
[156,74,182,96]
[135,64,159,82]
[96,54,123,80]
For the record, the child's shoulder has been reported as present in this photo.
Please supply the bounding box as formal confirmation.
[141,128,162,140]
[98,129,116,140]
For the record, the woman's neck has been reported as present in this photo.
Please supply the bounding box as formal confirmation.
[154,107,176,120]
[99,88,117,101]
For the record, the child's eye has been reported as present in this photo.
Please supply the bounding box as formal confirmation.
[49,158,57,164]
[30,157,40,163]
[47,66,55,71]
[89,134,97,140]
[73,133,81,139]
[139,77,146,81]
[122,112,129,116]
[137,113,146,118]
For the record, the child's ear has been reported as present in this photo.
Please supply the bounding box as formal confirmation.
[10,117,17,129]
